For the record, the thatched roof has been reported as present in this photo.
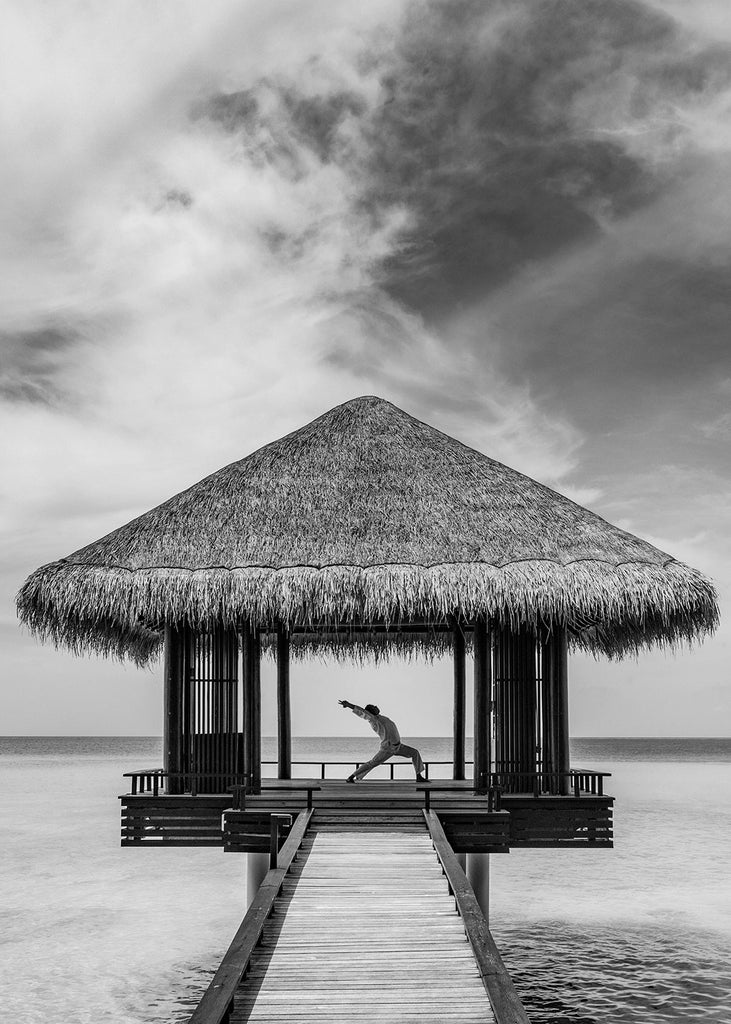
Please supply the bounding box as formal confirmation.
[17,396,717,663]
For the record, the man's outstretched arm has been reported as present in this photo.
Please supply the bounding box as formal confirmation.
[338,699,373,723]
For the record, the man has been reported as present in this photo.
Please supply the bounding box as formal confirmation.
[339,699,425,782]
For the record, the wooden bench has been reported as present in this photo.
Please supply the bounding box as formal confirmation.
[222,811,293,864]
[228,783,321,811]
[417,782,501,812]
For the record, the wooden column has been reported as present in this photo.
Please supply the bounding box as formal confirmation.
[243,623,262,794]
[555,625,570,795]
[539,626,554,784]
[518,629,537,776]
[452,618,466,781]
[473,617,490,794]
[277,625,292,780]
[163,625,183,793]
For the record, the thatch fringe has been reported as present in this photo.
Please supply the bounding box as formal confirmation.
[262,631,458,664]
[17,557,718,665]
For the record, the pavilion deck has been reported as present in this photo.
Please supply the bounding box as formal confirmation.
[120,768,613,851]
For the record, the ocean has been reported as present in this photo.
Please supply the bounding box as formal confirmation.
[1,736,729,1023]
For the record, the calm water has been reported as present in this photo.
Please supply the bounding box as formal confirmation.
[1,736,730,1023]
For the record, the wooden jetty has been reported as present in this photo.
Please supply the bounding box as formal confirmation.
[190,809,529,1024]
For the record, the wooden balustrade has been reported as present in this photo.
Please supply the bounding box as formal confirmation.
[122,770,249,796]
[122,763,610,797]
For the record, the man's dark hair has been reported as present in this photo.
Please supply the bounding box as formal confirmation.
[365,703,380,716]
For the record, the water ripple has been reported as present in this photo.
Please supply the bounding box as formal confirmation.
[492,922,731,1024]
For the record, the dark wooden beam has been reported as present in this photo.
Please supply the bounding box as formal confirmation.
[451,618,466,781]
[539,626,554,785]
[290,621,456,634]
[243,624,262,795]
[473,617,490,794]
[555,625,570,795]
[163,625,183,793]
[519,629,537,776]
[277,625,292,780]
[251,629,261,794]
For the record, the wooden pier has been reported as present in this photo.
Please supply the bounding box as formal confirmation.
[190,809,529,1024]
[118,766,613,1021]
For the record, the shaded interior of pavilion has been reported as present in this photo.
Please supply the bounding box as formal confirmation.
[160,616,575,798]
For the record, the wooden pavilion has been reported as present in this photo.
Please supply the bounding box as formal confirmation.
[17,395,719,1022]
[17,396,718,847]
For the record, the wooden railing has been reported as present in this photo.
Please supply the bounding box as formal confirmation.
[122,770,249,796]
[489,769,611,797]
[424,810,530,1024]
[123,765,610,797]
[188,808,313,1024]
[260,759,460,780]
[571,768,611,795]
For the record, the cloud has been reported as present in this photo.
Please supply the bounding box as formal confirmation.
[2,0,596,569]
[342,0,731,320]
[2,0,730,733]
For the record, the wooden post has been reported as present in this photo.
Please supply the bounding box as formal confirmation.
[277,625,292,780]
[243,623,251,792]
[251,629,261,794]
[245,852,269,909]
[539,626,552,787]
[163,625,183,794]
[555,625,570,796]
[473,617,489,794]
[269,813,292,869]
[243,623,262,795]
[451,617,466,781]
[521,629,537,779]
[466,853,490,922]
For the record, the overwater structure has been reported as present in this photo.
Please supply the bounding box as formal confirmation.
[18,396,718,1022]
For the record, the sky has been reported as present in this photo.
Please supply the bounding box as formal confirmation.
[1,0,729,737]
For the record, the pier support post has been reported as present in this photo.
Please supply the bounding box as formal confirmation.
[246,852,269,908]
[466,853,490,923]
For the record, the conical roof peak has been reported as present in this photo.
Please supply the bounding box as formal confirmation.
[63,394,667,572]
